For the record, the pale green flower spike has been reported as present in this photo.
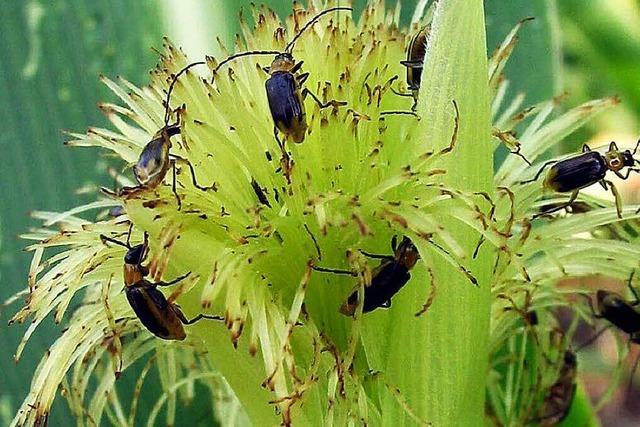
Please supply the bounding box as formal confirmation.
[8,0,639,426]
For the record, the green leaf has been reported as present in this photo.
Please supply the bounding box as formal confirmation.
[359,0,493,425]
[0,1,166,425]
[558,0,640,116]
[485,0,562,105]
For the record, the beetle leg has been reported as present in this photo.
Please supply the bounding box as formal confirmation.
[604,179,623,218]
[598,179,608,190]
[519,160,557,185]
[126,223,135,247]
[302,88,347,109]
[390,87,413,98]
[311,264,357,276]
[173,155,218,192]
[178,312,224,325]
[400,60,423,68]
[582,144,591,153]
[170,159,182,211]
[290,61,304,74]
[615,169,631,180]
[616,167,640,180]
[508,145,532,166]
[411,97,418,112]
[296,72,309,86]
[577,327,612,353]
[303,224,322,260]
[437,99,460,155]
[379,110,420,118]
[273,126,285,150]
[273,126,293,183]
[359,250,394,261]
[532,190,579,219]
[100,233,131,250]
[157,271,192,287]
[426,237,478,286]
[627,271,640,305]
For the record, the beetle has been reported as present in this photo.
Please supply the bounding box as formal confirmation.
[311,236,422,315]
[99,230,222,340]
[581,272,640,345]
[580,272,640,394]
[521,140,640,219]
[312,235,476,316]
[391,26,429,111]
[342,236,421,315]
[533,350,577,426]
[212,7,350,180]
[102,60,209,209]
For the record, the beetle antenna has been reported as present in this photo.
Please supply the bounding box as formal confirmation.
[125,223,133,247]
[632,138,640,157]
[164,61,206,125]
[304,224,322,261]
[212,50,281,76]
[284,6,353,53]
[100,234,131,250]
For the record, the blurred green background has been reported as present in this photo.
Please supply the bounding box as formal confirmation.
[0,0,638,425]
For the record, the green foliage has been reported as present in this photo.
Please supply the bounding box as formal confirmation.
[485,0,562,105]
[0,2,164,425]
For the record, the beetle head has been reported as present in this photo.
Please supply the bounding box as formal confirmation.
[124,233,149,266]
[596,289,627,313]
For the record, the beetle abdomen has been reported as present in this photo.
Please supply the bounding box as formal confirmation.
[133,137,170,187]
[266,72,306,143]
[126,283,186,340]
[342,262,411,314]
[544,152,606,193]
[405,31,427,90]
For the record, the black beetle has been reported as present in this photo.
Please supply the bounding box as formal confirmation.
[580,272,640,395]
[342,236,422,315]
[311,236,422,315]
[521,140,640,219]
[100,230,222,340]
[312,234,476,316]
[212,7,350,180]
[582,272,640,342]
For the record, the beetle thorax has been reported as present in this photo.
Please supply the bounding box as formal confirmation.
[270,53,296,74]
[124,263,145,287]
[395,237,420,269]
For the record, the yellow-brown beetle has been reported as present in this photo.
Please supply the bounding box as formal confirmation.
[102,61,208,208]
[100,230,222,340]
[393,26,429,111]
